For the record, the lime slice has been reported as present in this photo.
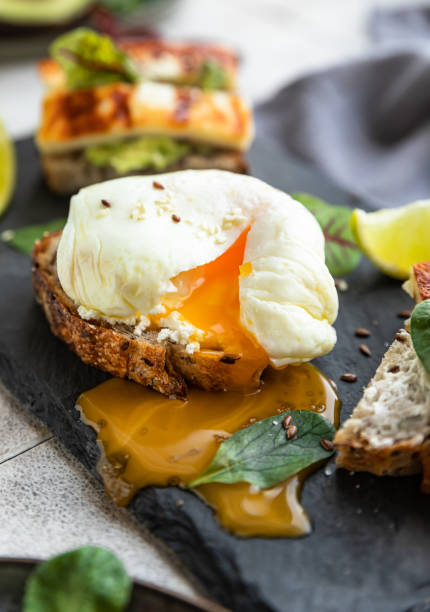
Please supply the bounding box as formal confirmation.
[0,120,15,219]
[351,201,430,279]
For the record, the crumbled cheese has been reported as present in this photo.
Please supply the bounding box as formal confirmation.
[185,341,200,354]
[77,305,100,321]
[78,305,149,333]
[157,311,204,346]
[134,316,150,336]
[150,304,166,315]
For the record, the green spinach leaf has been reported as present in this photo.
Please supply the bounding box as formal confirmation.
[411,299,430,375]
[51,28,140,89]
[22,546,131,612]
[292,192,362,277]
[1,218,65,255]
[188,410,335,489]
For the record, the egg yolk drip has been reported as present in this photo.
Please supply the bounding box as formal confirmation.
[151,227,269,388]
[78,364,340,537]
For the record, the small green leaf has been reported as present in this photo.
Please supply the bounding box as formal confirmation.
[411,299,430,375]
[22,546,132,612]
[51,28,140,90]
[198,59,229,91]
[292,192,362,277]
[187,410,335,489]
[1,218,65,255]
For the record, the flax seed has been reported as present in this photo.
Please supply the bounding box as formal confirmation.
[359,344,371,357]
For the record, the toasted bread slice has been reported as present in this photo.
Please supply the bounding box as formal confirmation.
[335,329,430,490]
[335,261,430,491]
[40,148,248,195]
[32,232,264,397]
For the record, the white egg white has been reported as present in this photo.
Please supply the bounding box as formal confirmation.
[57,170,338,366]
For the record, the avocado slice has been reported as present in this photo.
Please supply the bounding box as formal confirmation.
[0,0,93,26]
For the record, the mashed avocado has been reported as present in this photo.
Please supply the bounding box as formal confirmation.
[85,136,192,174]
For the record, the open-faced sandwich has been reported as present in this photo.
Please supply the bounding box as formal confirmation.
[31,169,341,537]
[35,29,253,194]
[32,170,338,395]
[335,262,430,491]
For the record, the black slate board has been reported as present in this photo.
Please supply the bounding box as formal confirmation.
[1,138,430,612]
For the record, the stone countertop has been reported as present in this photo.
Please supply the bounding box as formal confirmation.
[0,0,413,603]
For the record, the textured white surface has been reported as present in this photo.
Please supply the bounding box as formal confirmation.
[0,437,198,596]
[0,0,416,602]
[0,382,51,464]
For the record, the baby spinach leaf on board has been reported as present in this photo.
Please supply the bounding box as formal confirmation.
[22,546,131,612]
[292,192,362,277]
[411,299,430,375]
[51,28,140,90]
[188,410,336,489]
[1,218,65,255]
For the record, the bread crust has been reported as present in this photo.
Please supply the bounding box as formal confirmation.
[335,329,430,492]
[32,232,264,397]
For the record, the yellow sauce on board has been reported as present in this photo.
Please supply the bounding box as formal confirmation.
[77,364,340,537]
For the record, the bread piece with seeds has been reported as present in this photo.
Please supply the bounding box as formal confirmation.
[32,232,263,398]
[335,262,430,491]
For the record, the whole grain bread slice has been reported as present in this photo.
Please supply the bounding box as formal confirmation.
[335,329,430,489]
[32,232,264,398]
[335,262,430,491]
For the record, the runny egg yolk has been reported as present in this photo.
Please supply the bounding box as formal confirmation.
[151,228,269,387]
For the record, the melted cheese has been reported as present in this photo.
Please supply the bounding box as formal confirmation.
[36,82,253,153]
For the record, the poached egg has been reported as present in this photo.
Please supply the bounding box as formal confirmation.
[57,170,338,376]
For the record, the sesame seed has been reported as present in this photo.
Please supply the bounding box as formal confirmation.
[101,199,112,207]
[388,365,400,373]
[171,214,181,223]
[153,181,165,190]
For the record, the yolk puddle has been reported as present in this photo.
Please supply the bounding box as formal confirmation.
[150,228,269,390]
[78,364,340,537]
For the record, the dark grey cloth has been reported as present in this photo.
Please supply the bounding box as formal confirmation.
[255,51,430,208]
[370,4,430,43]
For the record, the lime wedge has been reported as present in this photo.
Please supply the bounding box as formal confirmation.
[0,120,15,219]
[351,201,430,279]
